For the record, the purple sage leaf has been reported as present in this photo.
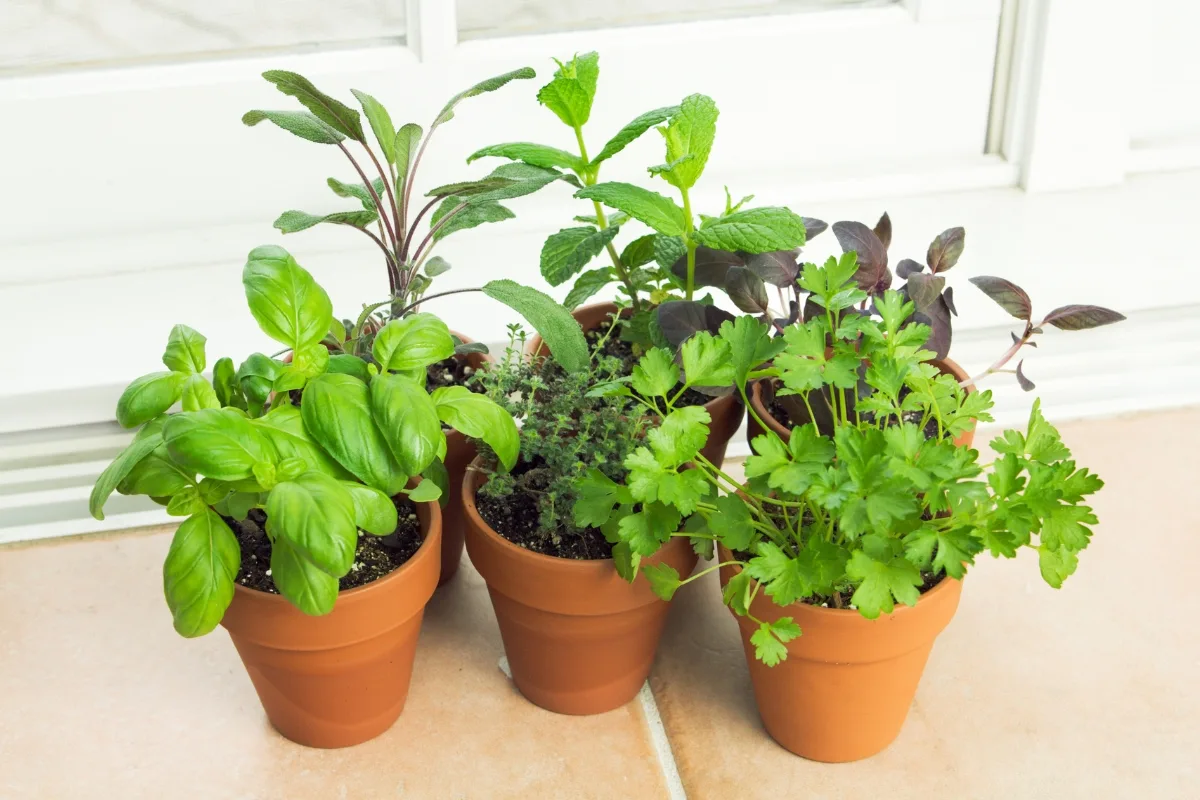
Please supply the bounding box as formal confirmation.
[1015,359,1035,392]
[745,250,800,288]
[670,247,744,288]
[1040,304,1126,331]
[873,212,892,250]
[927,227,966,273]
[725,265,770,314]
[969,276,1032,321]
[896,258,925,279]
[833,220,888,294]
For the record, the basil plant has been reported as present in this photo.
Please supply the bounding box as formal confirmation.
[90,246,518,637]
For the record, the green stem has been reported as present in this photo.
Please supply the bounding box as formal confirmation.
[573,125,641,312]
[679,560,741,587]
[681,187,696,301]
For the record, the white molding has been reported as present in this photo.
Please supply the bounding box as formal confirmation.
[1127,136,1200,175]
[407,0,459,62]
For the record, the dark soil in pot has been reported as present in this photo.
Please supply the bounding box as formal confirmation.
[474,460,614,561]
[227,496,423,593]
[424,355,485,394]
[765,380,941,440]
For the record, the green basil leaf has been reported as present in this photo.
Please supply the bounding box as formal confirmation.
[242,245,334,351]
[370,373,444,478]
[212,357,243,409]
[166,486,207,517]
[115,372,187,428]
[236,353,284,416]
[431,387,519,472]
[422,458,450,508]
[162,509,240,637]
[271,343,329,393]
[481,279,589,373]
[574,183,687,236]
[162,324,207,374]
[301,373,405,494]
[326,353,371,382]
[163,408,275,482]
[181,375,221,412]
[270,537,339,616]
[262,70,365,141]
[89,426,164,519]
[241,109,345,144]
[118,441,194,497]
[407,478,442,503]
[372,313,455,373]
[340,481,398,536]
[267,472,358,576]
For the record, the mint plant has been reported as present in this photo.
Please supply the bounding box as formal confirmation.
[577,255,1117,665]
[470,52,810,350]
[90,246,518,636]
[243,67,589,371]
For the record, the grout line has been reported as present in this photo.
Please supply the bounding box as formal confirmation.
[638,683,688,800]
[498,656,686,798]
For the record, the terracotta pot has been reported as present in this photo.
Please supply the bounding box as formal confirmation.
[219,495,442,748]
[438,330,494,585]
[525,301,742,468]
[717,546,963,762]
[463,462,698,715]
[747,356,977,449]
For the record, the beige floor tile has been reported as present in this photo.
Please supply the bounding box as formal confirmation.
[652,408,1200,799]
[0,529,668,799]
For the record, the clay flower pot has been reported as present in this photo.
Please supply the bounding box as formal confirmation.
[438,330,494,585]
[747,356,977,449]
[463,462,698,715]
[526,301,742,468]
[718,548,963,762]
[219,497,442,748]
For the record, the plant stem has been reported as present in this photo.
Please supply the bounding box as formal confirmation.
[391,287,480,318]
[573,125,642,312]
[403,195,444,262]
[411,202,468,266]
[337,141,397,249]
[961,331,1030,388]
[681,187,696,301]
[362,143,402,257]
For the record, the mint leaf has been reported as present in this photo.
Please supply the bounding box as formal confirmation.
[657,93,718,190]
[541,225,621,286]
[468,141,585,172]
[631,348,680,398]
[564,267,614,310]
[537,52,600,127]
[592,106,679,166]
[693,207,807,254]
[681,332,735,387]
[846,549,923,618]
[575,182,687,236]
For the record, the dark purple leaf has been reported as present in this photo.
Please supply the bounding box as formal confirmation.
[912,294,952,359]
[1040,304,1126,331]
[802,217,828,239]
[970,276,1032,321]
[832,220,889,294]
[926,227,966,273]
[725,265,770,314]
[803,295,826,323]
[943,286,957,316]
[656,301,736,346]
[873,212,892,250]
[745,250,800,287]
[896,258,924,279]
[906,273,946,311]
[670,247,743,288]
[1015,360,1035,392]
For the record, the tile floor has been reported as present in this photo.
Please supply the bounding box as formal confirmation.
[1,409,1198,799]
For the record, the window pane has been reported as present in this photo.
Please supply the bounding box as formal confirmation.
[458,0,896,39]
[1,0,406,75]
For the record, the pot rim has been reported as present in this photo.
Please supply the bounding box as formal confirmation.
[749,354,972,440]
[229,492,442,605]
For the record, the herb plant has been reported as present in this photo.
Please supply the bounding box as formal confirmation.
[90,246,518,636]
[472,320,648,561]
[471,52,810,350]
[577,254,1121,664]
[243,67,589,371]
